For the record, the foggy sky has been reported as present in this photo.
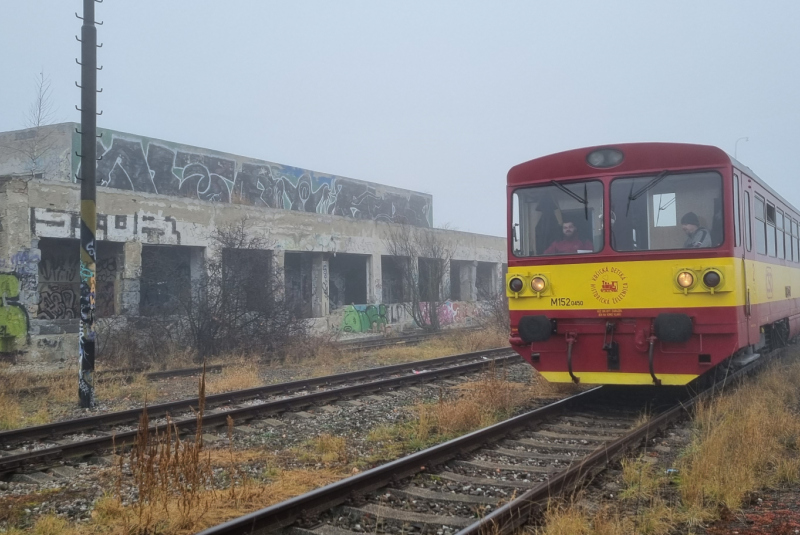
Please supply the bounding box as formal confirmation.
[2,1,799,237]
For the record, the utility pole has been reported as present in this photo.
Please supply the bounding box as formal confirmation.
[77,0,101,408]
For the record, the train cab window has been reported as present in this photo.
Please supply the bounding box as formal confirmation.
[511,180,603,257]
[766,202,777,257]
[744,191,752,251]
[610,171,722,251]
[777,210,785,259]
[755,195,766,255]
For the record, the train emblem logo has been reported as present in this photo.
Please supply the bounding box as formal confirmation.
[590,266,629,305]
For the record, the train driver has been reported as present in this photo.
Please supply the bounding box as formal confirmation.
[544,218,594,254]
[681,212,712,248]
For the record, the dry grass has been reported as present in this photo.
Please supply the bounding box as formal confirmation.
[367,363,548,462]
[294,433,349,465]
[678,360,800,512]
[205,357,261,394]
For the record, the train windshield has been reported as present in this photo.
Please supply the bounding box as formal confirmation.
[511,180,603,257]
[610,171,723,251]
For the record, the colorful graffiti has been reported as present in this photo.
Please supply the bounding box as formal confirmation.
[0,274,29,351]
[420,300,479,327]
[74,129,433,227]
[342,304,389,333]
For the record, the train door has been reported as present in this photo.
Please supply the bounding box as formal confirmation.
[738,171,757,345]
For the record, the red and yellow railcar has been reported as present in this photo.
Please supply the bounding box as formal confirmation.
[506,143,800,385]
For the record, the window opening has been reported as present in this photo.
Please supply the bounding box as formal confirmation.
[733,174,741,247]
[744,191,752,252]
[754,194,766,255]
[611,171,722,251]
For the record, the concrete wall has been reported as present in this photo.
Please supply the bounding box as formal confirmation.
[0,124,506,363]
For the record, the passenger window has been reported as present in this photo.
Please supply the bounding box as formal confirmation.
[754,194,766,255]
[777,210,785,259]
[766,202,776,257]
[785,216,792,262]
[793,219,799,262]
[733,175,741,247]
[744,191,752,252]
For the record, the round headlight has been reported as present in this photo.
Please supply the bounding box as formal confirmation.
[703,270,722,288]
[531,276,547,292]
[586,148,624,169]
[677,271,695,288]
[508,277,524,293]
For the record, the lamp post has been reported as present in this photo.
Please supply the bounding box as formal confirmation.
[735,137,749,159]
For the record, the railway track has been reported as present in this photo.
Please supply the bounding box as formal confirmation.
[0,347,516,476]
[196,346,777,535]
[63,329,477,386]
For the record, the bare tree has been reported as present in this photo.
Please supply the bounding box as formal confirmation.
[0,71,58,178]
[140,218,309,360]
[21,71,58,177]
[384,224,455,332]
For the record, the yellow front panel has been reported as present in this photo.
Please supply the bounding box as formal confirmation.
[507,257,800,312]
[507,257,744,311]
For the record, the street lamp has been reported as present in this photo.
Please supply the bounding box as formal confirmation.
[735,137,749,159]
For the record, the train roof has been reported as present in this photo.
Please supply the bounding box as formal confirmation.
[508,142,799,217]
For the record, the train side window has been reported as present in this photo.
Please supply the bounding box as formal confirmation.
[793,219,799,262]
[785,215,792,262]
[733,174,741,247]
[754,194,766,255]
[744,191,752,251]
[766,202,776,257]
[776,209,785,259]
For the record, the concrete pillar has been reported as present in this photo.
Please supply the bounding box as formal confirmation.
[368,253,382,304]
[461,261,477,302]
[491,262,503,297]
[442,260,451,301]
[120,240,142,315]
[272,248,285,298]
[311,253,330,318]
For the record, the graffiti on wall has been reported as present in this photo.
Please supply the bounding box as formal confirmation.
[340,301,479,333]
[342,304,389,333]
[37,241,118,320]
[0,273,28,351]
[31,208,182,245]
[0,249,41,276]
[73,129,433,227]
[420,300,479,327]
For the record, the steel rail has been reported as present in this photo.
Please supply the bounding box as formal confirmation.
[0,352,518,475]
[0,347,512,447]
[194,387,604,535]
[457,346,781,535]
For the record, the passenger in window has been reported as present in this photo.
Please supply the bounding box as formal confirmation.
[681,212,712,248]
[544,219,594,254]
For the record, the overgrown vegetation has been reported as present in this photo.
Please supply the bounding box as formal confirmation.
[366,363,552,462]
[534,358,800,535]
[383,223,456,332]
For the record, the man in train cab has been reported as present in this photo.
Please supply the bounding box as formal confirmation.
[681,212,712,248]
[543,218,594,254]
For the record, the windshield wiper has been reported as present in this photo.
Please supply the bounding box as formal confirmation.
[551,181,589,220]
[625,170,669,216]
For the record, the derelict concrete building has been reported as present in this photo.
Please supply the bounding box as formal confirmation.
[0,123,506,362]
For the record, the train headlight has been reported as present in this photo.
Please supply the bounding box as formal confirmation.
[586,148,624,169]
[702,270,722,288]
[508,277,524,293]
[677,271,695,288]
[531,276,547,293]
